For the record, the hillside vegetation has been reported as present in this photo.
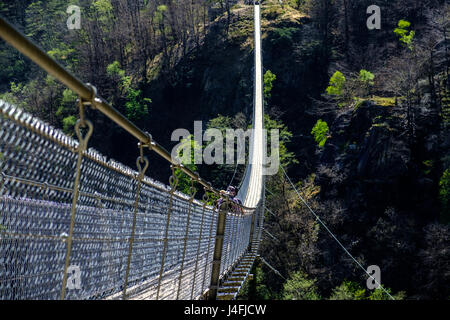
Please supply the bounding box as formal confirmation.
[0,0,449,300]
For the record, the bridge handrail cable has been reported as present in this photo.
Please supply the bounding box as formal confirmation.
[0,16,255,211]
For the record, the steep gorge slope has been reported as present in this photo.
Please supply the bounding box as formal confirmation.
[140,2,327,183]
[0,0,448,300]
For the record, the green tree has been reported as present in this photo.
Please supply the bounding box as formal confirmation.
[264,114,297,167]
[106,61,151,121]
[203,113,296,189]
[125,88,151,121]
[326,71,346,97]
[329,281,366,300]
[106,60,126,80]
[439,168,450,224]
[154,4,168,25]
[204,113,245,188]
[25,1,66,48]
[0,81,23,108]
[270,27,297,47]
[358,69,375,97]
[62,115,77,135]
[282,271,321,300]
[264,70,277,100]
[56,89,78,135]
[394,20,415,50]
[239,263,273,300]
[311,119,329,148]
[90,0,114,32]
[325,71,350,107]
[368,287,406,300]
[173,135,201,195]
[329,281,406,300]
[47,43,78,72]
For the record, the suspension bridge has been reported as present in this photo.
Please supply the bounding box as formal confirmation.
[0,3,265,300]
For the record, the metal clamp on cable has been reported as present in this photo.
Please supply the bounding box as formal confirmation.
[143,131,153,151]
[75,94,93,153]
[190,171,201,184]
[136,143,149,180]
[168,164,180,193]
[79,83,100,109]
[188,181,197,200]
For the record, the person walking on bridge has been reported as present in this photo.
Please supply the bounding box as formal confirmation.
[217,186,243,215]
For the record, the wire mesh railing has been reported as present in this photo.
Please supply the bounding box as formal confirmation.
[0,99,257,300]
[0,11,263,300]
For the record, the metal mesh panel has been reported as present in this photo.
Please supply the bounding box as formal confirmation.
[0,100,255,300]
[0,198,67,299]
[221,210,253,277]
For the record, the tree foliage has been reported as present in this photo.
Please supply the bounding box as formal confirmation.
[282,271,321,300]
[358,69,375,96]
[264,70,277,100]
[264,114,297,167]
[0,0,449,301]
[173,134,200,195]
[329,281,366,300]
[202,113,248,189]
[394,19,416,50]
[439,169,450,224]
[106,61,151,121]
[326,71,346,97]
[311,119,329,148]
[329,280,405,300]
[239,263,274,300]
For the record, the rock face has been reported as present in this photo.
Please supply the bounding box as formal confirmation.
[313,99,446,296]
[129,2,448,298]
[318,100,438,204]
[139,4,328,183]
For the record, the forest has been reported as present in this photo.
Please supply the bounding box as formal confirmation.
[0,0,449,300]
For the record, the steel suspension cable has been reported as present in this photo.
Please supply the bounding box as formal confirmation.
[280,165,395,300]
